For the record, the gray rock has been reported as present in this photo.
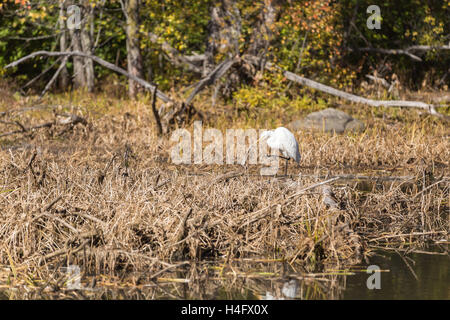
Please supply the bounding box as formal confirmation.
[344,118,365,133]
[288,108,365,133]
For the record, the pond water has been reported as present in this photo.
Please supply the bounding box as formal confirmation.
[0,247,447,300]
[215,247,449,300]
[206,247,449,300]
[341,248,449,300]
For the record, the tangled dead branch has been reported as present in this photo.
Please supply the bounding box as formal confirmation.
[243,55,447,118]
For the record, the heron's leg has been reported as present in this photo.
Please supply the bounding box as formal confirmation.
[264,154,290,176]
[284,158,289,176]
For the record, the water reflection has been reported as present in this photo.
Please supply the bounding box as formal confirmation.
[0,247,448,300]
[342,249,449,300]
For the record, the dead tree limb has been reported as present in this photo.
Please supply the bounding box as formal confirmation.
[185,58,238,105]
[355,44,450,62]
[365,74,390,88]
[356,47,422,61]
[21,57,63,90]
[4,50,172,103]
[407,44,450,51]
[40,56,70,98]
[0,113,87,138]
[151,84,163,136]
[148,32,203,74]
[243,55,445,117]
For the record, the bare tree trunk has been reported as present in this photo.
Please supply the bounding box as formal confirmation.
[248,0,279,58]
[69,28,86,89]
[203,0,241,76]
[81,0,95,92]
[58,1,69,90]
[125,0,144,99]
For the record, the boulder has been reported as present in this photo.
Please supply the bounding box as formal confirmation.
[288,108,365,133]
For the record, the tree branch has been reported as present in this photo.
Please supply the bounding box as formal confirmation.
[4,50,172,103]
[355,44,450,62]
[356,47,422,61]
[243,55,445,117]
[185,58,238,105]
[148,32,204,74]
[407,45,450,51]
[40,56,69,98]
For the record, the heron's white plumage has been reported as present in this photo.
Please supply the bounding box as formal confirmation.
[260,127,301,163]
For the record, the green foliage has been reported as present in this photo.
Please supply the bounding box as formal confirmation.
[233,71,328,126]
[337,0,450,88]
[0,0,448,96]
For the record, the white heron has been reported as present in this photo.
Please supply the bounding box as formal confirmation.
[260,127,301,176]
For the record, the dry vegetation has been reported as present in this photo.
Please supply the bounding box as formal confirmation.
[0,86,449,299]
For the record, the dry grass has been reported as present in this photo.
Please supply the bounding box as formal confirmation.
[0,88,448,298]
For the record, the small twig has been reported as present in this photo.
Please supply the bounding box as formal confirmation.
[153,173,161,189]
[41,213,80,234]
[395,250,418,281]
[40,239,89,264]
[212,171,244,184]
[412,177,449,200]
[23,151,37,174]
[66,210,107,226]
[171,208,193,260]
[0,122,53,138]
[151,84,163,136]
[155,179,171,190]
[150,261,190,280]
[44,196,63,212]
[98,153,117,184]
[122,144,132,177]
[368,231,447,242]
[370,245,448,256]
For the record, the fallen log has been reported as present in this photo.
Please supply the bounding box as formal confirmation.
[243,55,445,118]
[4,50,172,103]
[185,58,238,105]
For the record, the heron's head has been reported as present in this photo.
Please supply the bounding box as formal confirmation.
[260,130,273,141]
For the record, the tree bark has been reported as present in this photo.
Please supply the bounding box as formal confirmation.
[125,0,144,99]
[81,0,95,92]
[69,28,86,89]
[58,1,69,90]
[203,0,241,76]
[248,0,279,58]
